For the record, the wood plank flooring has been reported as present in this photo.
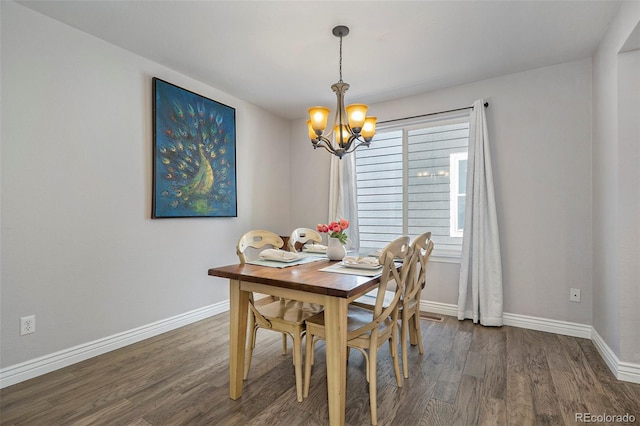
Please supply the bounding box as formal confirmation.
[1,313,639,425]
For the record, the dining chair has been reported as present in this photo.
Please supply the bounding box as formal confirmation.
[400,231,434,378]
[236,229,322,402]
[303,236,411,425]
[353,232,434,379]
[287,227,322,252]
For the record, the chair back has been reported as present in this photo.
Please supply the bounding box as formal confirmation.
[351,236,411,339]
[376,236,412,314]
[236,230,284,264]
[406,232,435,302]
[287,227,322,252]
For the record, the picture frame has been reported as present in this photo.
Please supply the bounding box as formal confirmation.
[152,77,237,218]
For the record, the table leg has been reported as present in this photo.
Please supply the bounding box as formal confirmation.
[229,279,249,399]
[323,296,347,426]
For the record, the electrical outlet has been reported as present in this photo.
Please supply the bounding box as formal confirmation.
[20,315,36,335]
[570,288,581,303]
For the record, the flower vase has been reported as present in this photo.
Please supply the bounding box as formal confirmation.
[327,237,347,261]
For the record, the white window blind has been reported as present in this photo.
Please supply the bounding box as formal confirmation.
[355,130,404,250]
[356,117,470,254]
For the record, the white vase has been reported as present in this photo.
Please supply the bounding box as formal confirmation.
[327,237,347,261]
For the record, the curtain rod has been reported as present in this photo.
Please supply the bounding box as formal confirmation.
[377,101,489,125]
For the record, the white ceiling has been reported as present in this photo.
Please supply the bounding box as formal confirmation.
[18,0,620,120]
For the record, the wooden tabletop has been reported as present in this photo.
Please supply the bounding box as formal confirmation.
[208,260,382,298]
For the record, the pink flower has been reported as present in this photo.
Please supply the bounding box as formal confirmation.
[317,223,329,233]
[316,218,350,245]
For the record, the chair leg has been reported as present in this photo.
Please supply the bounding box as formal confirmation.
[244,314,256,380]
[293,331,303,402]
[303,333,314,398]
[401,314,409,379]
[414,312,424,354]
[391,327,403,387]
[282,333,288,355]
[409,312,418,346]
[351,347,370,383]
[369,345,378,426]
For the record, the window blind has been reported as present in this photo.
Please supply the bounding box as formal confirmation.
[355,119,470,254]
[407,122,469,252]
[355,130,403,250]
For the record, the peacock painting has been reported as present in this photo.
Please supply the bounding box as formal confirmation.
[152,78,237,218]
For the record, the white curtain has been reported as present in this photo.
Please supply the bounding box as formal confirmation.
[457,99,503,326]
[328,153,360,250]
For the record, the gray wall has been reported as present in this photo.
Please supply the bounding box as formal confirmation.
[291,58,594,324]
[1,2,291,368]
[592,1,640,364]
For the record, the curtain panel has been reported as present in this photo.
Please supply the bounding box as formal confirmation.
[328,153,360,250]
[457,99,503,326]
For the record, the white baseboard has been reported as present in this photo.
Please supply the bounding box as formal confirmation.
[591,329,640,384]
[421,300,640,384]
[618,361,640,384]
[3,299,638,389]
[421,300,459,317]
[0,301,229,389]
[422,300,591,337]
[502,312,592,339]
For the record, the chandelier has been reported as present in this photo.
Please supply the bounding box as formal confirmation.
[307,26,377,159]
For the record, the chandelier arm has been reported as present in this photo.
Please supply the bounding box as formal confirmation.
[345,134,359,151]
[321,134,338,152]
[312,135,338,153]
[316,137,370,159]
[312,134,358,158]
[343,139,371,154]
[334,134,359,155]
[316,143,340,155]
[345,136,371,154]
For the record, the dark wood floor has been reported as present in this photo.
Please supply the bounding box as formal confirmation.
[1,312,639,425]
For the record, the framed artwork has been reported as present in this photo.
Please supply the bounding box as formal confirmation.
[152,77,237,218]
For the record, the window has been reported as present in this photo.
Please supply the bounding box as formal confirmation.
[449,152,468,238]
[355,116,470,255]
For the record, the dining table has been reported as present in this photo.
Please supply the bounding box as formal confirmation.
[208,255,385,426]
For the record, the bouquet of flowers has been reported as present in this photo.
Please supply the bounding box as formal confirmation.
[317,218,350,245]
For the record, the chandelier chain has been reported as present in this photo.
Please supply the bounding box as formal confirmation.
[338,33,343,83]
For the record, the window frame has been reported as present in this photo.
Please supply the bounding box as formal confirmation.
[355,113,470,260]
[449,151,468,238]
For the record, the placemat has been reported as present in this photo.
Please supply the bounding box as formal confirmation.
[247,254,326,268]
[318,263,383,277]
